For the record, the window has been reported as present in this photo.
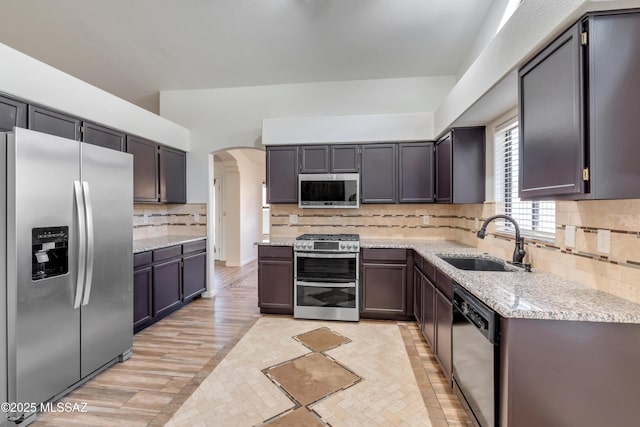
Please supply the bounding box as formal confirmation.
[495,118,555,238]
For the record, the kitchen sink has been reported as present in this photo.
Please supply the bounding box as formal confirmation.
[438,256,514,272]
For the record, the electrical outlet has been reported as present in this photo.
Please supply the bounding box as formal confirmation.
[143,213,149,224]
[565,225,576,248]
[422,215,430,225]
[289,214,298,224]
[194,213,200,223]
[597,229,610,254]
[474,218,479,230]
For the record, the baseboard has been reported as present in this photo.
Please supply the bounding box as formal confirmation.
[225,256,256,267]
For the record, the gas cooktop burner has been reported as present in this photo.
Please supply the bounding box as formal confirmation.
[296,233,359,241]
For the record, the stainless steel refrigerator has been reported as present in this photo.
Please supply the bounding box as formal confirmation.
[1,127,133,426]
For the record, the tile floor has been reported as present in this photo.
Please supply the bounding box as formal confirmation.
[31,261,471,427]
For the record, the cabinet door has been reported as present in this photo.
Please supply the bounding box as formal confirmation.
[361,144,397,203]
[127,135,159,203]
[28,105,81,140]
[152,258,182,317]
[159,146,187,203]
[331,145,360,173]
[82,122,125,151]
[133,266,153,330]
[0,94,26,132]
[435,288,453,383]
[399,142,434,203]
[421,275,436,349]
[451,128,485,203]
[519,22,584,199]
[435,134,452,203]
[266,146,298,203]
[183,252,206,300]
[258,259,293,313]
[361,262,406,315]
[300,145,330,173]
[413,266,422,323]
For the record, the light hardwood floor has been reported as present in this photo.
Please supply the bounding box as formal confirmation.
[33,261,470,426]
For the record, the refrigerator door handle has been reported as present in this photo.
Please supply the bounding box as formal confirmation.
[73,180,86,309]
[82,181,95,306]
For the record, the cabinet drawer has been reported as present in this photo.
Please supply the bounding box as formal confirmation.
[361,248,407,262]
[153,245,182,262]
[183,239,206,254]
[423,258,436,283]
[414,252,424,271]
[134,251,152,269]
[258,245,293,260]
[435,268,453,300]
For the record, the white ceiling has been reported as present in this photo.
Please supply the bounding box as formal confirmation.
[0,0,496,113]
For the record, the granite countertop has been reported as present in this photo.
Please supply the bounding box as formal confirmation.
[258,237,640,324]
[133,235,206,253]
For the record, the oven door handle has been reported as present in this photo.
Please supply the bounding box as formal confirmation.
[296,281,357,288]
[295,252,358,259]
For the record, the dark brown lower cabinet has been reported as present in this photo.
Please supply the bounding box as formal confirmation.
[133,266,152,330]
[258,245,293,314]
[413,266,422,323]
[361,263,406,315]
[153,258,182,317]
[421,273,436,348]
[435,288,453,382]
[360,248,413,320]
[134,239,207,333]
[183,252,207,300]
[500,318,640,426]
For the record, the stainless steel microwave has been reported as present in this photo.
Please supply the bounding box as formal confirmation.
[298,173,360,208]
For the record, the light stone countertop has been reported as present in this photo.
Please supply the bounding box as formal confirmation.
[259,237,640,324]
[133,235,206,253]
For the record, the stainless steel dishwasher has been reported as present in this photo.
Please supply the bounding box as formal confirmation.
[452,283,500,427]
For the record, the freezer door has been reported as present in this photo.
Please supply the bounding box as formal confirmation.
[80,143,133,377]
[6,128,81,408]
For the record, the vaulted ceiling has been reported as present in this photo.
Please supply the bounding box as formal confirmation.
[0,0,497,113]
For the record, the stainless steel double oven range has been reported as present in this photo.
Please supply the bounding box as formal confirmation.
[293,234,360,321]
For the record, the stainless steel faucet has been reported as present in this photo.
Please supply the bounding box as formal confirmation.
[477,214,526,264]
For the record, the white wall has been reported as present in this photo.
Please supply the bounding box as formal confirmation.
[212,150,265,266]
[231,149,265,265]
[434,0,640,134]
[160,76,456,200]
[456,0,511,79]
[0,42,189,150]
[262,112,433,146]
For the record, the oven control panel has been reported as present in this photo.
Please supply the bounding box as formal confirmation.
[294,240,360,252]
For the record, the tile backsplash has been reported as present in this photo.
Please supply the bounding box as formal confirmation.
[133,203,207,240]
[271,200,640,305]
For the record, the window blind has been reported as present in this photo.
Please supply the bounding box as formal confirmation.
[494,118,555,238]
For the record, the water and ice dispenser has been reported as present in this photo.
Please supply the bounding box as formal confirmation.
[32,226,69,280]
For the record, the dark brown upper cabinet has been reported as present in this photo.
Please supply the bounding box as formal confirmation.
[300,145,330,173]
[330,145,360,173]
[519,10,640,200]
[160,146,187,203]
[399,142,434,203]
[299,144,360,174]
[361,143,397,203]
[82,122,125,151]
[28,105,81,141]
[266,145,299,203]
[0,94,26,132]
[435,127,485,204]
[127,136,187,204]
[127,135,159,203]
